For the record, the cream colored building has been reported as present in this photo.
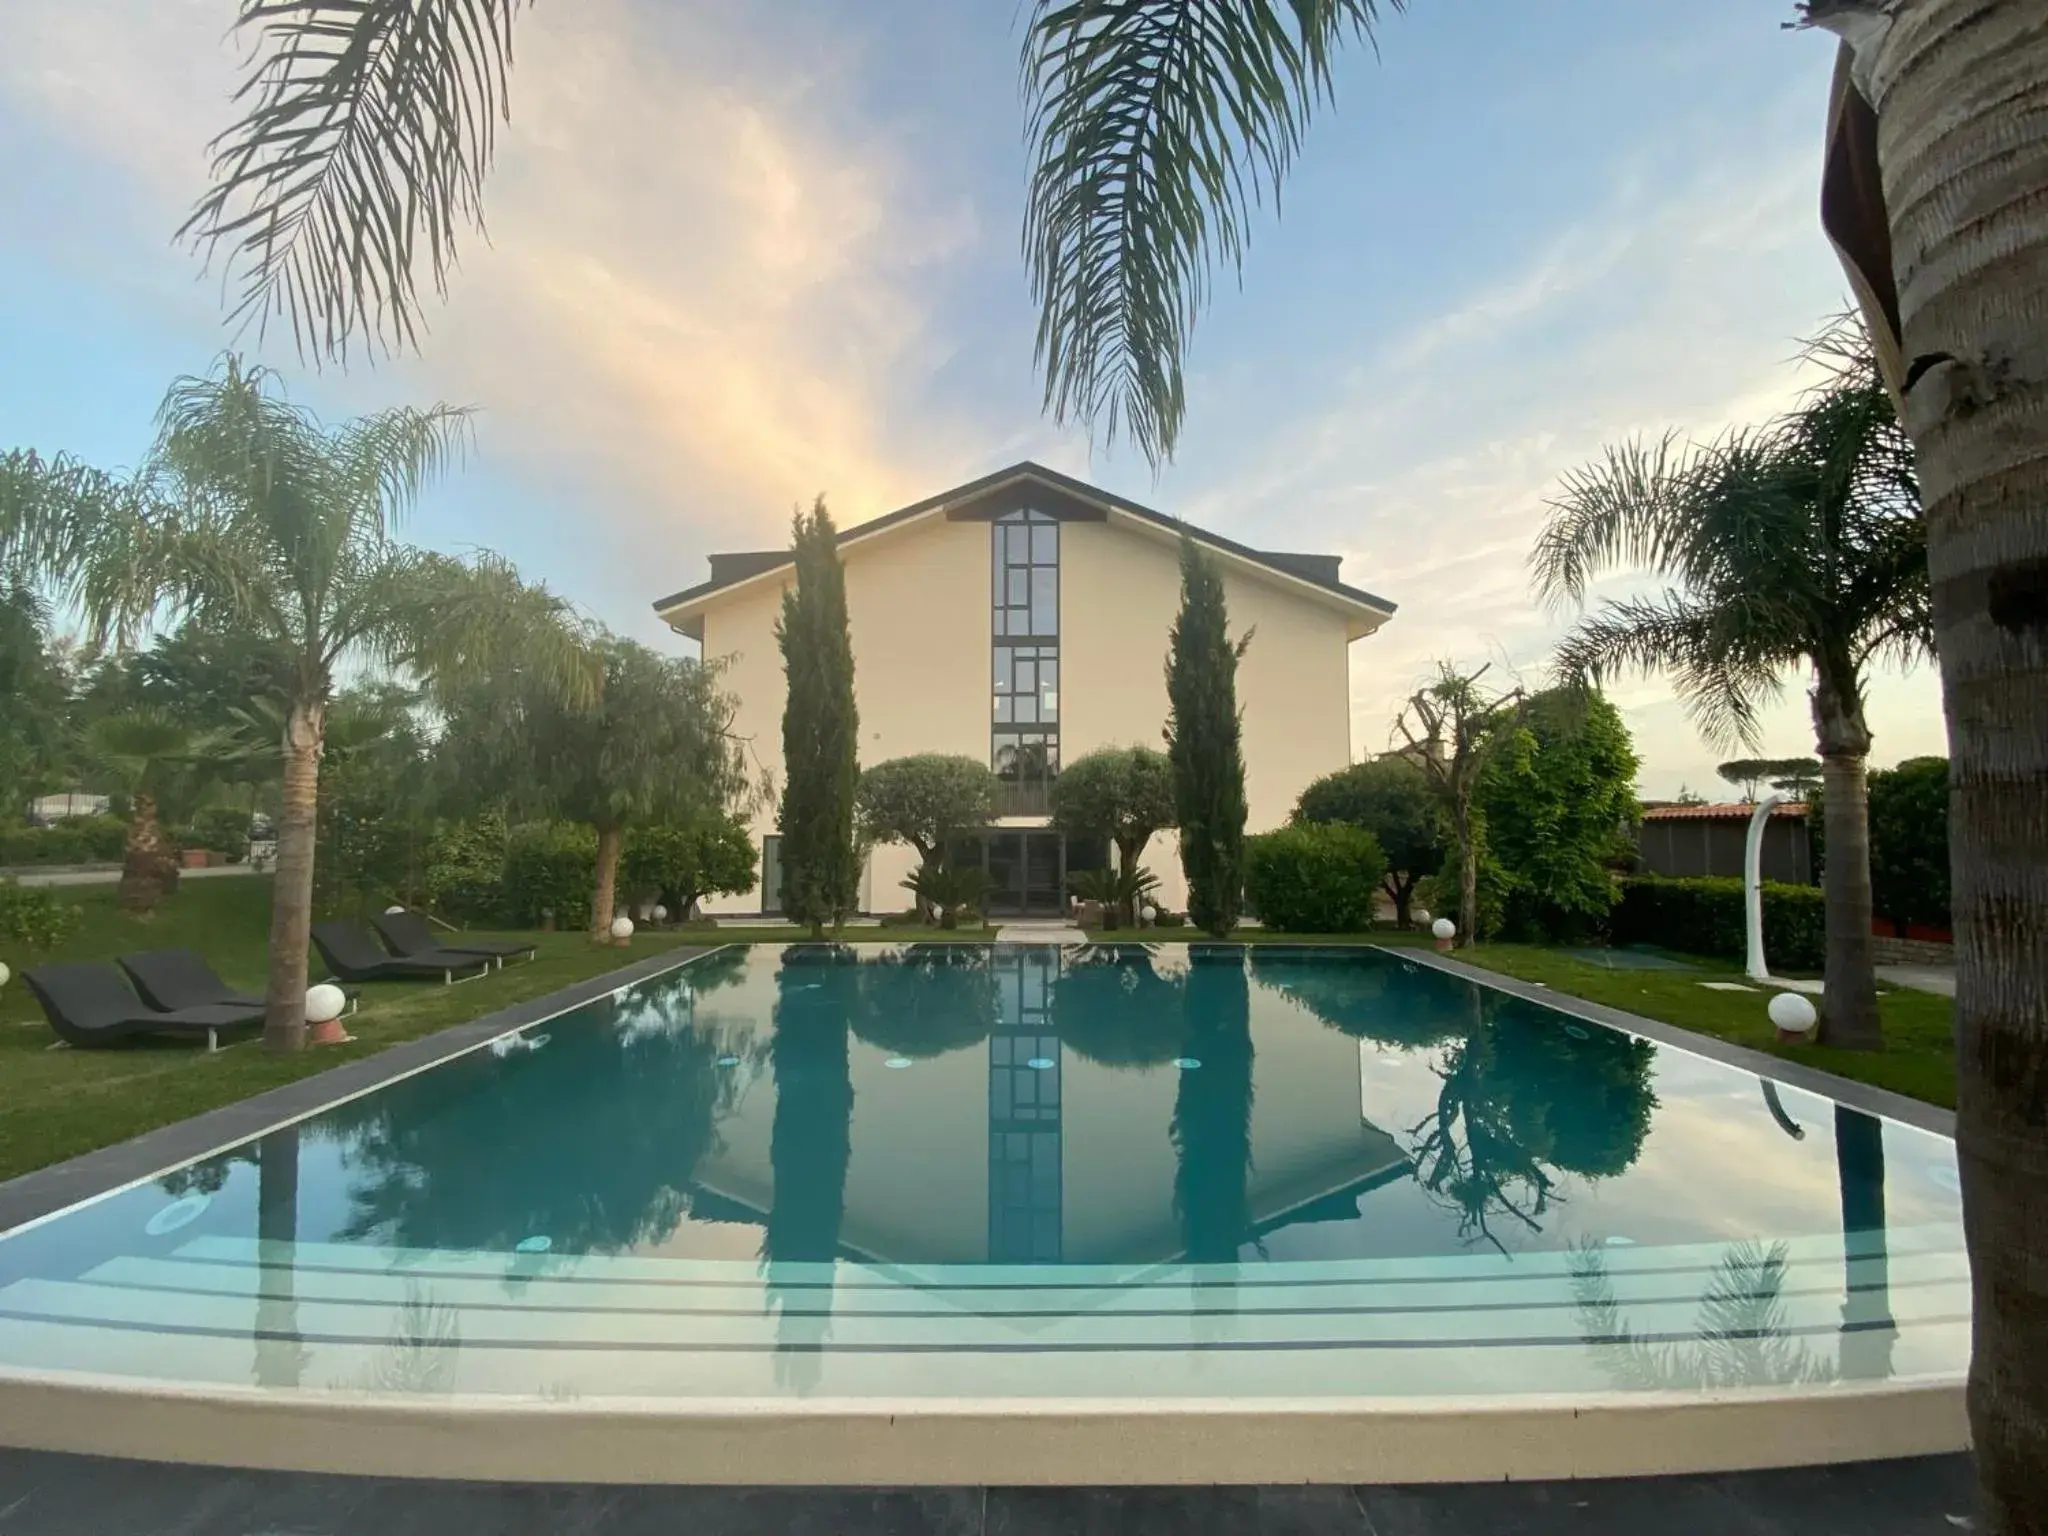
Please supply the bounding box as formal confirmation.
[653,463,1395,917]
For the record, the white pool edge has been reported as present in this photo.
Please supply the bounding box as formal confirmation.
[0,1369,1969,1484]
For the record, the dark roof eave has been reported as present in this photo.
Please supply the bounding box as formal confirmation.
[651,460,1398,621]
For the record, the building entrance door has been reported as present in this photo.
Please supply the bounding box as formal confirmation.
[986,831,1064,918]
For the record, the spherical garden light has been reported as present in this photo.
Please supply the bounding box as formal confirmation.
[610,915,635,945]
[651,904,668,923]
[1431,916,1456,952]
[306,982,352,1046]
[0,960,10,991]
[1768,990,1819,1043]
[384,904,405,915]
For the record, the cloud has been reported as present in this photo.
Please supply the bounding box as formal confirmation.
[1169,106,1946,793]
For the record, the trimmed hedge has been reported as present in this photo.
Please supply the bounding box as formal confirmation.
[1610,875,1825,971]
[1244,823,1387,934]
[0,816,128,867]
[499,821,598,929]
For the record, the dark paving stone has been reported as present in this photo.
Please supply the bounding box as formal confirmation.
[0,1451,1980,1536]
[0,1451,983,1536]
[986,1485,1369,1535]
[1355,1455,1978,1536]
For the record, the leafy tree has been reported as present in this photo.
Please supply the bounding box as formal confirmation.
[1164,535,1249,936]
[1293,755,1443,927]
[776,499,860,936]
[1716,757,1822,802]
[439,634,744,941]
[1391,662,1525,950]
[1866,756,1950,935]
[856,754,995,919]
[1536,324,1925,1050]
[621,814,758,921]
[1476,689,1640,943]
[1049,744,1177,909]
[85,710,226,916]
[0,358,594,1050]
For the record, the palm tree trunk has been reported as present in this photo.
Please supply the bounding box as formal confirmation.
[117,790,170,916]
[591,824,624,943]
[263,697,325,1054]
[1861,5,2048,1524]
[1813,678,1882,1049]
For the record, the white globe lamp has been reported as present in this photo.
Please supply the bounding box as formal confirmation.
[610,915,635,945]
[0,961,10,991]
[1431,916,1456,952]
[1413,908,1431,926]
[1769,990,1819,1042]
[306,982,351,1045]
[384,904,405,915]
[652,904,668,923]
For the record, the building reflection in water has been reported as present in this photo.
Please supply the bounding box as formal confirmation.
[988,948,1063,1263]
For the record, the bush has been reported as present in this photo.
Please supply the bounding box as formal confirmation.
[181,806,251,863]
[1610,875,1824,971]
[424,814,511,926]
[501,821,597,928]
[621,815,758,919]
[1244,823,1387,933]
[0,879,81,951]
[0,815,128,867]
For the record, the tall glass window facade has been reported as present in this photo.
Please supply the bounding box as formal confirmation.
[991,510,1058,809]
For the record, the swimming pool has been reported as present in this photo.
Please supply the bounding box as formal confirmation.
[0,944,1970,1483]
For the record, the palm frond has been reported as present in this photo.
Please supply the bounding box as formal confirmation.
[1553,592,1782,751]
[1023,0,1396,466]
[0,450,157,597]
[178,0,527,362]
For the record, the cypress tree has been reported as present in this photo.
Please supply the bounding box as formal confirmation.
[776,497,860,936]
[1164,534,1249,936]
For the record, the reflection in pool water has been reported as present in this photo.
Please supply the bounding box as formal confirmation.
[0,944,1966,1404]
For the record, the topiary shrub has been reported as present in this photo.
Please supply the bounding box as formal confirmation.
[500,821,597,928]
[1243,822,1387,934]
[1610,875,1824,971]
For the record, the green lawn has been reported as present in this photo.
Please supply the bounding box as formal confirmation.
[1451,943,1955,1109]
[0,877,706,1183]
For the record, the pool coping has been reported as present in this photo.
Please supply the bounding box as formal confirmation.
[0,945,719,1238]
[1385,947,1956,1139]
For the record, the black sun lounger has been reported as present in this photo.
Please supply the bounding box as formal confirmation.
[310,921,492,985]
[373,909,537,969]
[22,962,263,1051]
[118,947,358,1017]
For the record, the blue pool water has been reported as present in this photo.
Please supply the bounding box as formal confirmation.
[0,945,1969,1401]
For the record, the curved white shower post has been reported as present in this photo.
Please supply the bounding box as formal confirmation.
[1744,793,1790,982]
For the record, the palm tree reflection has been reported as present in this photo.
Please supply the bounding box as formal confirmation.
[763,948,855,1389]
[253,1122,308,1389]
[1570,1239,1837,1388]
[1834,1104,1896,1380]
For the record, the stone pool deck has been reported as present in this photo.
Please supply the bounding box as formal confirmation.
[0,1447,1980,1534]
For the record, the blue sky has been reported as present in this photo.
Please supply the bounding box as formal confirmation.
[0,0,1945,795]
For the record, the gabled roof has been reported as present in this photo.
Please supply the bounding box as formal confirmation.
[651,460,1396,633]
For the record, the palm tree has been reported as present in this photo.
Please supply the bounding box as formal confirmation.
[1532,328,1928,1049]
[1,358,594,1051]
[84,709,221,916]
[163,0,2047,1509]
